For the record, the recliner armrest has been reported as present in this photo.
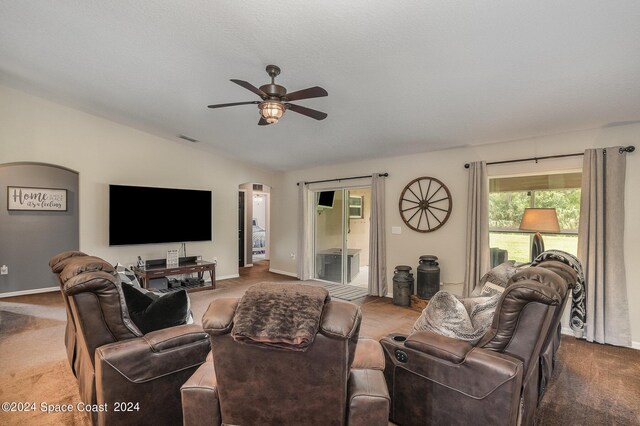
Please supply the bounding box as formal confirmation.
[181,359,221,426]
[405,330,474,364]
[95,326,210,426]
[380,334,523,399]
[352,338,385,370]
[97,325,210,383]
[347,369,390,426]
[202,298,239,335]
[144,324,208,352]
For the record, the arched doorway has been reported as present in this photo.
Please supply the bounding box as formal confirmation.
[0,162,79,296]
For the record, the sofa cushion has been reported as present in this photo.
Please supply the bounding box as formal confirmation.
[121,283,190,334]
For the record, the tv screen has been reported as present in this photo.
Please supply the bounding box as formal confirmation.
[109,185,212,246]
[318,191,335,208]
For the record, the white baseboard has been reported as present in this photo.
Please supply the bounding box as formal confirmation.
[0,286,58,298]
[217,274,240,281]
[562,326,639,350]
[269,268,298,278]
[244,263,253,267]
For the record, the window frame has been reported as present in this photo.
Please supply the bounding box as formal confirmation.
[487,169,582,262]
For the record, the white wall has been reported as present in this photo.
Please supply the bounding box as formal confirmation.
[271,123,640,342]
[0,85,278,280]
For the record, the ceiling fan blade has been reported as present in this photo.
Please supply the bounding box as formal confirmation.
[230,79,267,98]
[284,86,328,102]
[207,101,260,109]
[258,117,271,126]
[285,103,328,120]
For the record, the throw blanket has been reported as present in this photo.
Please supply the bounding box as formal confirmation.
[412,291,500,345]
[531,250,585,335]
[231,282,330,351]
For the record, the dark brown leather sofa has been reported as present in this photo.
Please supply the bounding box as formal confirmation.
[381,259,576,426]
[49,251,211,426]
[181,296,390,426]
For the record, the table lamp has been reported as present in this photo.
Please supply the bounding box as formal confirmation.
[519,208,560,262]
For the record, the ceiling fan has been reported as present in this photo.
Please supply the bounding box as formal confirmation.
[207,65,328,125]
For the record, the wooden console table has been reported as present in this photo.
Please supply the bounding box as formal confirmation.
[134,260,216,292]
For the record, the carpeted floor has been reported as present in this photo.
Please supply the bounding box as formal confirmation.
[534,337,640,425]
[1,261,639,425]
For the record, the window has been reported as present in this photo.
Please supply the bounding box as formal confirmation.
[348,195,364,219]
[488,172,581,263]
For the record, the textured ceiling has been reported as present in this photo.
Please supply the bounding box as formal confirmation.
[1,1,639,171]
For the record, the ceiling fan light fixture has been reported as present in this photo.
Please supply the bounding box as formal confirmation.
[259,101,285,124]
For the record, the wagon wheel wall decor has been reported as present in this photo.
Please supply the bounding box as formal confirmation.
[399,177,452,232]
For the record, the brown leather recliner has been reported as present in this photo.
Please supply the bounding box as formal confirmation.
[531,260,577,401]
[49,252,211,426]
[381,260,571,426]
[181,296,390,426]
[49,250,89,377]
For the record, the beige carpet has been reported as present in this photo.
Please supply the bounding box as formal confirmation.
[0,294,89,425]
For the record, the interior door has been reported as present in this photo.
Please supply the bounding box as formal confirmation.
[238,191,245,267]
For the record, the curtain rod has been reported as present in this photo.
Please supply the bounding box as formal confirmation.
[464,145,635,169]
[297,173,389,186]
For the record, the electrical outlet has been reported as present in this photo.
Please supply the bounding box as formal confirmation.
[0,265,8,275]
[290,253,295,259]
[213,257,218,264]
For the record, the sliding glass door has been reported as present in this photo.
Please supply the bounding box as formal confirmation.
[315,190,344,284]
[314,187,370,287]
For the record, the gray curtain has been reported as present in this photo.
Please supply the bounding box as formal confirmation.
[297,182,313,280]
[578,147,631,346]
[463,161,490,297]
[368,173,387,296]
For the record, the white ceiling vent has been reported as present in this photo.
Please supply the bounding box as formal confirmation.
[178,135,199,143]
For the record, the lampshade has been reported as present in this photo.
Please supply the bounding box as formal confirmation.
[259,101,285,124]
[519,208,560,233]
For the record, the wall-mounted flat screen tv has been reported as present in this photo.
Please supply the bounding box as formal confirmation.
[109,184,212,246]
[317,191,335,208]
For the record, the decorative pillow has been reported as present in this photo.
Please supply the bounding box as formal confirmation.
[471,260,518,297]
[120,283,191,334]
[412,291,500,344]
[479,282,506,297]
[115,263,142,288]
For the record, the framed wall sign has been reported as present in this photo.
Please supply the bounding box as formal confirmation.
[7,186,68,211]
[166,249,179,266]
